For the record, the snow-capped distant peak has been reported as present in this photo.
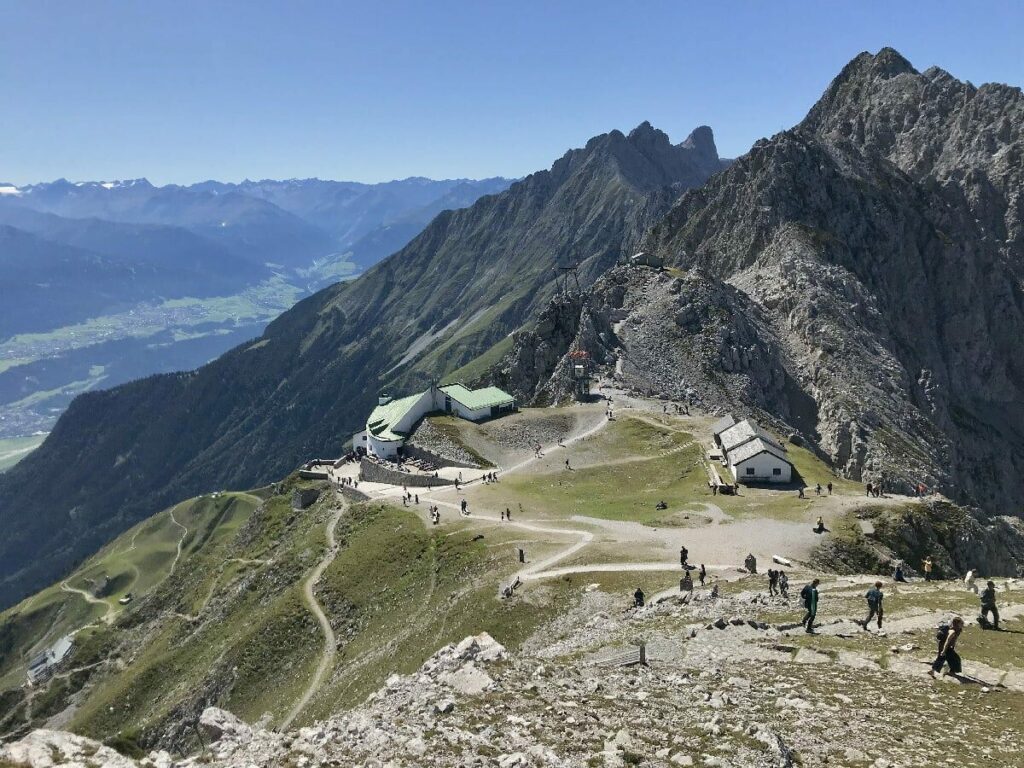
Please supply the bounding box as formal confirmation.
[0,184,21,195]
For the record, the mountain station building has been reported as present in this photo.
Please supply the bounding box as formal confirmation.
[352,383,515,459]
[712,414,793,484]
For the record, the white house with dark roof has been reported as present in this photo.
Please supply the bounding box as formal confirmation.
[712,415,793,484]
[352,383,515,459]
[711,414,736,440]
[727,437,793,483]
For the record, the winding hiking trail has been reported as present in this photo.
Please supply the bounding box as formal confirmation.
[59,581,114,624]
[167,506,188,576]
[281,501,347,730]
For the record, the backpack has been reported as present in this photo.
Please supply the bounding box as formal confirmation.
[935,622,950,651]
[800,584,813,603]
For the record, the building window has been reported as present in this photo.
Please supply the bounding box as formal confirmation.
[745,467,755,475]
[773,467,781,475]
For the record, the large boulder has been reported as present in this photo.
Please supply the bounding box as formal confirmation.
[0,729,138,767]
[199,706,253,745]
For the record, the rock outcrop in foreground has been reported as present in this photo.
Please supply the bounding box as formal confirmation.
[6,576,1023,767]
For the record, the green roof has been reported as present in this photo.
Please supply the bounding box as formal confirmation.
[441,384,514,411]
[366,393,423,441]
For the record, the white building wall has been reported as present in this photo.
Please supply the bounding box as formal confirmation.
[450,402,491,421]
[368,434,403,459]
[393,390,437,435]
[730,454,792,484]
[352,430,368,451]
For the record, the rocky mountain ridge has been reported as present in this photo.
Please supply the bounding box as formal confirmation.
[492,48,1024,519]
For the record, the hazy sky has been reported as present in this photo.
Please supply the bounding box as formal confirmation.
[2,1,1022,185]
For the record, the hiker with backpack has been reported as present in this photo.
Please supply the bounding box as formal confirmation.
[861,581,885,630]
[979,581,1000,630]
[778,571,789,598]
[800,579,820,633]
[930,617,965,678]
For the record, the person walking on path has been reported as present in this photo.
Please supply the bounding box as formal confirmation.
[980,581,1000,629]
[565,458,572,470]
[965,568,977,593]
[800,579,820,633]
[922,557,934,582]
[679,546,689,568]
[779,571,789,598]
[930,617,964,678]
[827,482,833,495]
[768,569,779,597]
[698,563,707,587]
[862,582,885,630]
[866,482,873,497]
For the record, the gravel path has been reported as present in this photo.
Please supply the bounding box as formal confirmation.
[280,502,346,730]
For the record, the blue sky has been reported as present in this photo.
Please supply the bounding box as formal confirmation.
[1,1,1021,185]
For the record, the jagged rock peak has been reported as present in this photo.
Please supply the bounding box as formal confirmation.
[681,125,718,159]
[626,120,671,146]
[839,46,917,82]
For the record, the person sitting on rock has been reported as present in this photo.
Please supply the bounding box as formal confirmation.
[893,563,907,582]
[633,588,645,608]
[814,516,826,534]
[680,571,693,593]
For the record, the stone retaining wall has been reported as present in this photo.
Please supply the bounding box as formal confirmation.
[339,486,370,503]
[403,443,479,470]
[359,458,454,488]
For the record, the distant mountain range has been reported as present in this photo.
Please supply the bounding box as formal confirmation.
[0,176,513,335]
[0,174,512,455]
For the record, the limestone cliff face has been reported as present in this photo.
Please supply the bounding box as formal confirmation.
[642,50,1024,513]
[498,49,1024,515]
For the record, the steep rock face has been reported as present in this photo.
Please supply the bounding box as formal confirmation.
[644,50,1024,513]
[0,124,726,609]
[492,265,815,437]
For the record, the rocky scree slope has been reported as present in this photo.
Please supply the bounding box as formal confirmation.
[0,123,726,610]
[7,578,1024,768]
